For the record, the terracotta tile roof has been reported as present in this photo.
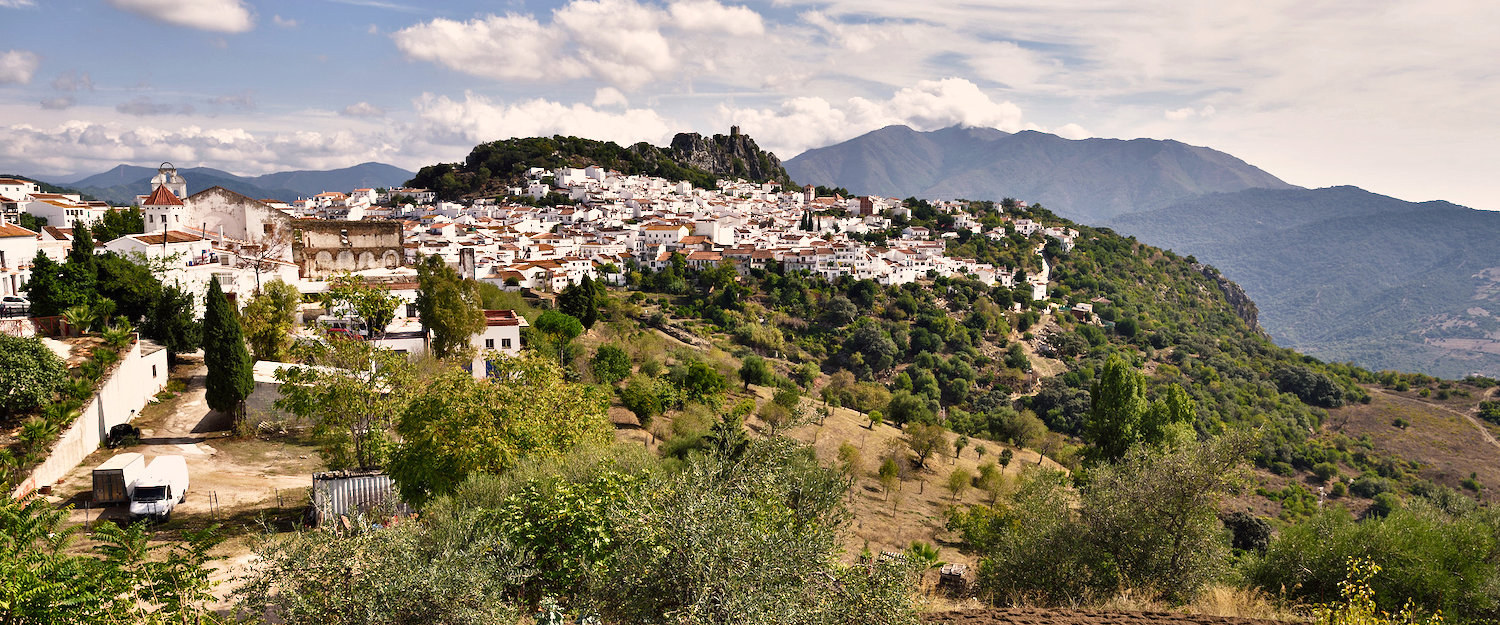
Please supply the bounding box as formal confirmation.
[0,222,37,238]
[142,185,184,206]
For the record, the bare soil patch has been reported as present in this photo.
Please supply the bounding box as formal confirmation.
[923,608,1290,625]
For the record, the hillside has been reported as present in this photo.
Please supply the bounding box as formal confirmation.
[1108,186,1500,377]
[783,125,1295,223]
[406,131,795,201]
[0,174,97,202]
[55,162,413,205]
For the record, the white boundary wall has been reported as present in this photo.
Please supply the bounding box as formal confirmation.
[11,338,170,498]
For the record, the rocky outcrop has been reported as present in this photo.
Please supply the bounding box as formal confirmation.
[667,129,794,187]
[1193,263,1264,336]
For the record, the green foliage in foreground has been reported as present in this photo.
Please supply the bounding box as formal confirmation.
[1247,495,1500,620]
[0,495,221,624]
[0,335,68,416]
[240,439,920,625]
[949,433,1252,605]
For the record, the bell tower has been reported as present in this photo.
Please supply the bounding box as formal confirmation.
[142,162,186,232]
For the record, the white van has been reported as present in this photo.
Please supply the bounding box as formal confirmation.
[129,455,190,522]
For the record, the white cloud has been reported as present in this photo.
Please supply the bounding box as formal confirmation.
[414,92,675,148]
[272,14,297,28]
[0,119,410,178]
[669,0,764,36]
[592,87,628,108]
[0,50,40,84]
[0,0,36,7]
[105,0,254,33]
[717,78,1030,157]
[1052,123,1090,140]
[1164,105,1215,121]
[340,101,386,118]
[208,90,256,110]
[392,0,780,90]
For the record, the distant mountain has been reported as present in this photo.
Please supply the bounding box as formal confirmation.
[784,125,1295,223]
[787,124,1500,378]
[55,162,413,205]
[1108,187,1500,378]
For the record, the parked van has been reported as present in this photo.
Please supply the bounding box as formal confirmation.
[92,452,145,505]
[129,455,190,522]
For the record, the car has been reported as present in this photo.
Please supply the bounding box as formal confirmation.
[0,295,28,315]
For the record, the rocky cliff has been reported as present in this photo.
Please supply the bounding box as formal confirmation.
[666,129,795,187]
[1194,263,1264,336]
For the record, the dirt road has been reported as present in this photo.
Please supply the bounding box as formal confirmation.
[925,608,1287,625]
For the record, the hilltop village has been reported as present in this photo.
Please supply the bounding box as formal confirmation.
[2,163,1075,334]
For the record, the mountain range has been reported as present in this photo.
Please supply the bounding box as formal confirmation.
[786,125,1500,378]
[784,124,1294,223]
[49,162,413,205]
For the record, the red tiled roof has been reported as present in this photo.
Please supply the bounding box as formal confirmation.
[142,185,184,206]
[0,222,37,238]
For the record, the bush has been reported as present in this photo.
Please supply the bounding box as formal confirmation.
[590,344,632,385]
[0,335,68,415]
[1246,504,1500,620]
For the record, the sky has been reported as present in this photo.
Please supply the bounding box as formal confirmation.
[0,0,1496,210]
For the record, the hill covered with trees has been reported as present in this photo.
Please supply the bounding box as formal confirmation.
[406,131,796,201]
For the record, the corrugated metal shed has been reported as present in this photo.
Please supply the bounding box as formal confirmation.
[310,471,411,526]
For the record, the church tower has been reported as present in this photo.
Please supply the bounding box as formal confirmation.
[143,162,187,231]
[150,162,187,198]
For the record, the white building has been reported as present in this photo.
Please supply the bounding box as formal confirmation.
[469,309,528,379]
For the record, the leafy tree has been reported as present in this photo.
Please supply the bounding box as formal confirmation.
[587,438,920,625]
[388,354,612,507]
[704,411,750,461]
[415,255,485,359]
[843,320,898,377]
[837,441,863,484]
[235,510,527,625]
[905,422,950,469]
[203,276,253,421]
[16,212,45,232]
[0,335,67,415]
[1086,355,1149,462]
[885,390,933,425]
[558,275,601,329]
[324,273,401,339]
[1141,383,1197,450]
[670,360,727,405]
[91,206,144,242]
[22,251,90,317]
[530,310,584,366]
[68,219,94,262]
[620,373,666,426]
[590,344,631,385]
[822,295,858,327]
[276,338,417,469]
[947,467,972,503]
[140,284,201,367]
[241,279,300,362]
[878,456,900,500]
[738,353,773,388]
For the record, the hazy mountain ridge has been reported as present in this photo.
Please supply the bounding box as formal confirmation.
[1109,186,1500,377]
[785,125,1296,223]
[53,162,413,205]
[788,125,1500,377]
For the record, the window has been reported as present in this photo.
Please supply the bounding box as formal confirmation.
[152,365,157,378]
[263,223,274,235]
[485,338,495,349]
[501,338,512,349]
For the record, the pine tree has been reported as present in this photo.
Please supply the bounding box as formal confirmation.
[203,276,253,421]
[69,220,94,262]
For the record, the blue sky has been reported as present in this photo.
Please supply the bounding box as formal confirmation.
[1,0,1496,210]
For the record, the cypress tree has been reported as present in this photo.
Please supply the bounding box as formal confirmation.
[203,276,253,421]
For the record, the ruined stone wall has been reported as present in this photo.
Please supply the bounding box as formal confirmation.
[293,220,404,278]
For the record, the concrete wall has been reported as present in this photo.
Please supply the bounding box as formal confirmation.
[10,338,170,498]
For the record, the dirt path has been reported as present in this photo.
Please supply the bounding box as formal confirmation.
[1368,386,1500,453]
[925,608,1287,625]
